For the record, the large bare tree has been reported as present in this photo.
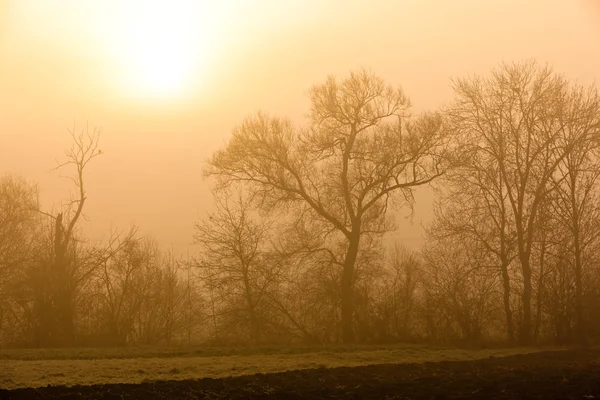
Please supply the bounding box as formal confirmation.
[447,61,600,344]
[548,95,600,344]
[206,69,451,342]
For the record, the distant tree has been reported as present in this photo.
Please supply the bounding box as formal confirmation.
[97,234,194,345]
[206,69,452,342]
[193,190,281,344]
[365,245,420,342]
[133,248,196,344]
[429,147,518,341]
[384,245,420,340]
[0,175,39,275]
[547,105,600,345]
[447,61,600,344]
[0,174,39,345]
[420,237,500,342]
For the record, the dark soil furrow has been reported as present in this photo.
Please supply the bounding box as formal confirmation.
[2,349,600,399]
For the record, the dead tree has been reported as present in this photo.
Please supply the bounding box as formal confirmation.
[41,126,102,345]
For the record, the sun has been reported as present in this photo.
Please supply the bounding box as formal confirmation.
[107,1,224,99]
[127,16,193,95]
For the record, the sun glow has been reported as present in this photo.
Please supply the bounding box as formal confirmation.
[107,1,225,99]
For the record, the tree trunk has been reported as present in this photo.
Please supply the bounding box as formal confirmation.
[242,268,260,345]
[520,255,533,345]
[500,259,514,342]
[574,235,585,347]
[341,234,360,343]
[53,213,75,346]
[570,170,586,347]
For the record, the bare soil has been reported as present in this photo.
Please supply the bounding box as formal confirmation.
[2,348,599,399]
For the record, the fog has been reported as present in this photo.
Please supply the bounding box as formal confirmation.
[1,0,598,253]
[5,3,600,398]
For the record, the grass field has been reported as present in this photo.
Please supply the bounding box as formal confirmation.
[0,343,558,389]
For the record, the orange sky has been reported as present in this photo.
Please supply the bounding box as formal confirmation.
[1,0,599,253]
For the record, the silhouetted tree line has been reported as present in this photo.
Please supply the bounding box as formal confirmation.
[1,61,600,348]
[0,131,202,347]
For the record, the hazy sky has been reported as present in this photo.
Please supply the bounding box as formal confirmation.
[1,0,599,253]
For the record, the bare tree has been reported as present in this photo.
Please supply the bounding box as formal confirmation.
[206,69,451,342]
[99,234,160,345]
[386,245,420,340]
[0,174,39,345]
[430,158,517,341]
[133,247,195,344]
[0,175,39,274]
[0,129,206,347]
[421,237,500,343]
[193,189,281,344]
[447,61,600,344]
[547,94,600,344]
[367,245,420,342]
[40,126,102,345]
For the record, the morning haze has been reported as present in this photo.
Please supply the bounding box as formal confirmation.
[1,0,598,252]
[2,1,600,398]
